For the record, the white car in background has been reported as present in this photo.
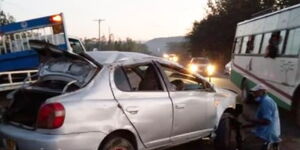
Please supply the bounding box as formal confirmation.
[188,57,214,76]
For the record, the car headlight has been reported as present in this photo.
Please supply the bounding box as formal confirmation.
[173,56,178,62]
[188,64,198,73]
[163,54,169,58]
[207,64,215,76]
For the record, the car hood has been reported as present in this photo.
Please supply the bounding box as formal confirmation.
[29,40,99,85]
[193,63,208,67]
[215,87,238,98]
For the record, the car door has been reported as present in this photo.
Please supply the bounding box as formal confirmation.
[110,61,173,148]
[156,62,217,142]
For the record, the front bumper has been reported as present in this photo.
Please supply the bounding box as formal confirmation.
[0,124,106,150]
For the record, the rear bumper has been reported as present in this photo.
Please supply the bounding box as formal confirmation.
[0,124,107,150]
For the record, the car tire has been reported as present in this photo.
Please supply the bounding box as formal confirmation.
[101,136,135,150]
[214,113,237,150]
[241,80,248,100]
[241,79,253,103]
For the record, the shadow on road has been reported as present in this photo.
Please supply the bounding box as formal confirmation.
[278,108,300,150]
[165,140,214,150]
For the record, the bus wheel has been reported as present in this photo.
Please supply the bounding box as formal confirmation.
[292,89,300,127]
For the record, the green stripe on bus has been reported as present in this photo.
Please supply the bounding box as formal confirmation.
[230,70,291,110]
[230,70,243,88]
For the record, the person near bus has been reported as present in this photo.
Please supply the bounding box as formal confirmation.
[243,84,281,150]
[265,32,282,58]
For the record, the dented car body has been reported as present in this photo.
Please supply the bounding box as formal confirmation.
[0,41,238,150]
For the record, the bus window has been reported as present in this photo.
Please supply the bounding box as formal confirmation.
[261,33,272,55]
[245,35,255,54]
[261,31,285,58]
[234,38,242,54]
[253,34,263,54]
[278,31,286,55]
[241,36,249,54]
[285,28,300,56]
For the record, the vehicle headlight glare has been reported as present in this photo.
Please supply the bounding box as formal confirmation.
[163,54,169,58]
[207,64,215,76]
[189,64,198,73]
[173,56,178,62]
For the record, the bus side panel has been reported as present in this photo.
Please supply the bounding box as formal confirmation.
[232,67,291,110]
[232,56,295,110]
[230,69,243,88]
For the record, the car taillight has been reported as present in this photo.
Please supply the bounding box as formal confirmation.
[37,103,65,129]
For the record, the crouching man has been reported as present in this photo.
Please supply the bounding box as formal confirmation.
[243,84,281,150]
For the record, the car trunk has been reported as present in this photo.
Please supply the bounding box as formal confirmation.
[5,87,62,127]
[3,40,100,128]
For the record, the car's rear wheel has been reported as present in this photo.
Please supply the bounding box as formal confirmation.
[214,113,238,150]
[101,136,135,150]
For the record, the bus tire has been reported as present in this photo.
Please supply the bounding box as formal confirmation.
[292,88,300,127]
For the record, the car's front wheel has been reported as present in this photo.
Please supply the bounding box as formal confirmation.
[214,113,238,150]
[101,136,135,150]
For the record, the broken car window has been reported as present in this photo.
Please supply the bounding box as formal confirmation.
[114,67,131,91]
[160,64,206,91]
[122,64,163,91]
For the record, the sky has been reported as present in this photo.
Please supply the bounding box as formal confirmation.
[1,0,208,41]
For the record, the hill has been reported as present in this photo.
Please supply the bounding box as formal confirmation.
[145,36,186,55]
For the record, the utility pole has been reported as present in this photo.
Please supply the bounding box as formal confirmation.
[94,19,104,50]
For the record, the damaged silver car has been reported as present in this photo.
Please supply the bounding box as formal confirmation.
[0,40,241,150]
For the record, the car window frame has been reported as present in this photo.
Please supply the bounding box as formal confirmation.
[154,61,215,92]
[114,66,132,92]
[113,61,168,92]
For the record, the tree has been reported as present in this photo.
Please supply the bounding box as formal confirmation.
[187,0,299,68]
[83,36,150,54]
[276,0,300,9]
[0,10,15,25]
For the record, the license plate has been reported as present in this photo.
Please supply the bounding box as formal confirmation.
[4,139,17,150]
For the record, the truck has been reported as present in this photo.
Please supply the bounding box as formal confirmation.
[0,13,86,92]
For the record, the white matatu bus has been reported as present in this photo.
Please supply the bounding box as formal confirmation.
[231,4,300,125]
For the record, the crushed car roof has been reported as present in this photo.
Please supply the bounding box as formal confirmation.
[86,51,159,64]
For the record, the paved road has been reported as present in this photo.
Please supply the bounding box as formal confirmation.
[167,74,300,150]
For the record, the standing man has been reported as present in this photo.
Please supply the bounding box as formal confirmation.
[243,84,281,150]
